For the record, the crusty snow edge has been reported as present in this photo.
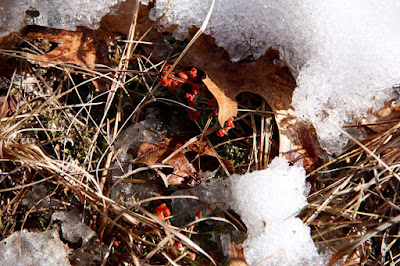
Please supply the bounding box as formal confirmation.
[227,157,324,265]
[185,157,326,265]
[144,0,400,154]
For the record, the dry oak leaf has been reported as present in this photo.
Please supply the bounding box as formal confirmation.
[25,27,111,70]
[100,0,172,60]
[229,242,248,266]
[180,34,327,169]
[98,4,324,168]
[94,2,327,170]
[0,95,26,119]
[136,140,196,187]
[135,136,233,187]
[203,76,238,128]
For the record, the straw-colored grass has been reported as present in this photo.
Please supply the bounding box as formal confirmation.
[303,122,400,265]
[0,3,274,263]
[2,2,399,265]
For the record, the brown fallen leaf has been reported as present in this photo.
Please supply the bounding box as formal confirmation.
[366,108,400,133]
[102,4,329,170]
[21,27,119,91]
[0,95,26,118]
[0,2,328,169]
[25,27,111,70]
[181,34,295,114]
[100,0,172,60]
[135,136,233,187]
[101,5,328,169]
[229,242,248,266]
[203,76,238,127]
[136,140,196,186]
[181,34,327,169]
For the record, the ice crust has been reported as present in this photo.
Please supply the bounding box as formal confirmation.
[145,0,400,154]
[51,211,104,265]
[0,0,124,37]
[0,230,70,266]
[176,157,324,265]
[52,211,96,244]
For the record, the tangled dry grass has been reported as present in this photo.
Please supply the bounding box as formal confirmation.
[0,3,273,264]
[303,123,400,265]
[1,2,400,266]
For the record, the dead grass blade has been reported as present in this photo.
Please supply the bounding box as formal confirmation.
[303,121,400,264]
[329,213,400,265]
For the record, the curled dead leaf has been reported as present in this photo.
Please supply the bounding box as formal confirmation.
[202,76,237,127]
[136,140,195,186]
[25,27,111,70]
[102,3,329,170]
[229,242,248,266]
[135,136,233,187]
[0,95,25,118]
[180,34,327,169]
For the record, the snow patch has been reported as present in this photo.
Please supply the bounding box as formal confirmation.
[0,230,70,266]
[0,0,125,37]
[145,0,400,154]
[227,157,323,265]
[175,157,325,265]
